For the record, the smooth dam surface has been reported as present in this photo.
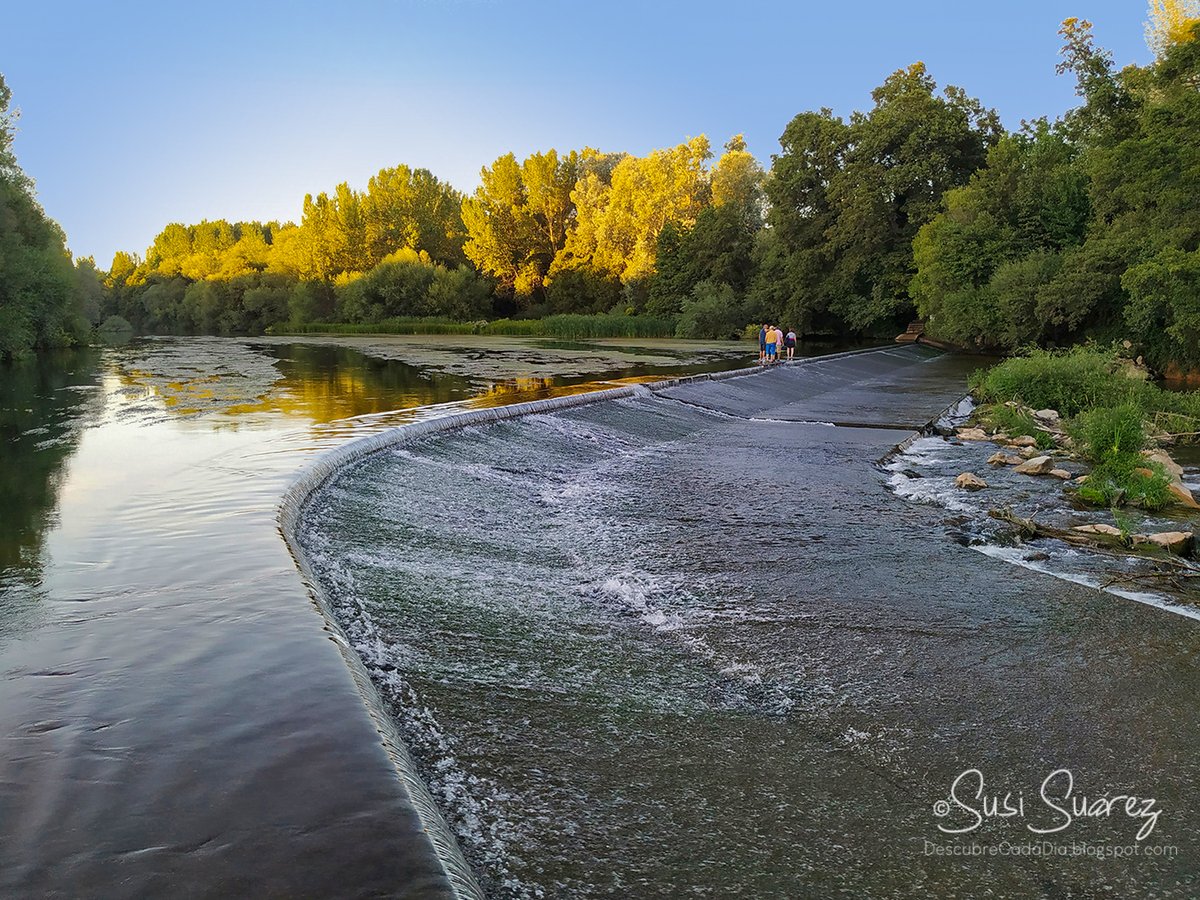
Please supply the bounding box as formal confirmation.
[300,345,1199,897]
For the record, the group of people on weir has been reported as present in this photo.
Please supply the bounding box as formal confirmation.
[758,324,797,364]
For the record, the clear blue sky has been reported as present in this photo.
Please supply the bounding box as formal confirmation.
[2,0,1151,266]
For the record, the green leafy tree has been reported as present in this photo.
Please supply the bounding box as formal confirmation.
[0,73,87,358]
[751,109,851,334]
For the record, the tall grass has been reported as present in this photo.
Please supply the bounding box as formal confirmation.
[972,346,1200,432]
[267,314,679,340]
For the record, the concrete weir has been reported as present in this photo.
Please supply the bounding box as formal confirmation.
[276,343,948,893]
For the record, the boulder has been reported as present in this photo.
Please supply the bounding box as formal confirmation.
[1049,469,1072,480]
[1074,475,1090,484]
[955,472,988,491]
[1018,447,1039,459]
[1145,531,1194,555]
[987,451,1022,466]
[1141,449,1185,485]
[1167,482,1200,510]
[1033,409,1061,426]
[1014,455,1055,476]
[955,427,990,441]
[1072,523,1124,537]
[1006,435,1039,448]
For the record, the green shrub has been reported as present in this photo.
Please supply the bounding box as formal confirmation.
[973,346,1135,417]
[97,314,133,334]
[1076,456,1173,510]
[1072,404,1145,463]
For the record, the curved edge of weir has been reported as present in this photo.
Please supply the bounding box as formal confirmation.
[276,343,900,895]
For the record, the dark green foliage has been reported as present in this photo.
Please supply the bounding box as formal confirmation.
[915,22,1200,367]
[674,281,756,340]
[544,266,622,315]
[756,67,999,338]
[648,199,759,320]
[0,74,88,359]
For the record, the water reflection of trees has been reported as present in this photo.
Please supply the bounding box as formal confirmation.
[0,349,104,572]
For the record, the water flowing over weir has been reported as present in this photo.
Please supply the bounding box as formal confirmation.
[293,345,1200,899]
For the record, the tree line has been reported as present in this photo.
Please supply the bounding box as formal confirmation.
[2,2,1199,369]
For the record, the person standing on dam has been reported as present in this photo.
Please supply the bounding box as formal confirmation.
[785,328,797,361]
[759,324,767,364]
[764,325,777,363]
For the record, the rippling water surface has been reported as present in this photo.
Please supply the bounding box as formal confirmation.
[301,348,1199,898]
[0,335,754,897]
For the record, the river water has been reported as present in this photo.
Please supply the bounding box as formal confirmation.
[2,338,1197,898]
[298,346,1198,898]
[0,335,753,898]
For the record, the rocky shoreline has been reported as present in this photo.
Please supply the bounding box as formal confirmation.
[949,402,1199,566]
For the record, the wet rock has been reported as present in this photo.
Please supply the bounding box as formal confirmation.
[1014,455,1055,476]
[987,451,1022,466]
[1024,551,1051,562]
[1006,435,1039,448]
[1049,469,1072,480]
[901,468,923,479]
[1143,531,1194,555]
[1073,524,1124,537]
[955,472,988,491]
[1167,482,1200,510]
[955,427,990,441]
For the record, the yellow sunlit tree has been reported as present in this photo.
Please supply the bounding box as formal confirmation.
[1146,0,1200,58]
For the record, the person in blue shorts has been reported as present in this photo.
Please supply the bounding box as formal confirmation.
[758,323,767,364]
[765,324,777,363]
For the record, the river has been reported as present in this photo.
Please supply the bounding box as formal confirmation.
[1,337,1196,898]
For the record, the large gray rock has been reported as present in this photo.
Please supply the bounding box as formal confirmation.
[1013,455,1055,476]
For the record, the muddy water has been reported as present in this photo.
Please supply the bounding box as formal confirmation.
[301,347,1199,898]
[0,335,755,898]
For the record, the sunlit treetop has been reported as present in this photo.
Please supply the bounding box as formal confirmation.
[1145,0,1200,58]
